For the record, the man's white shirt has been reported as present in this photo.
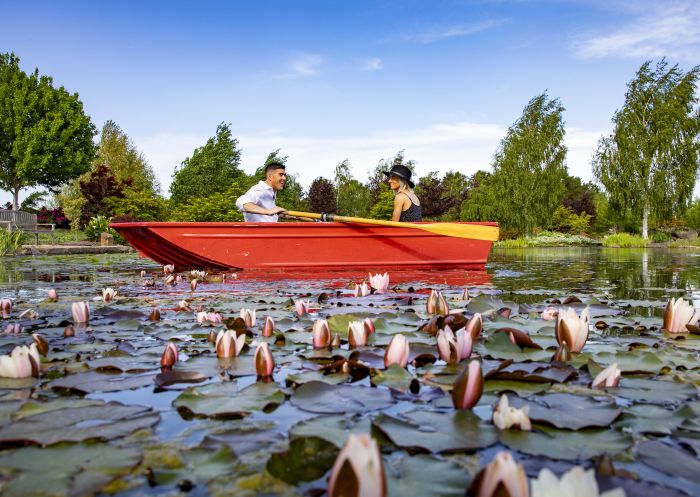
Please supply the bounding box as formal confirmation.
[235,181,279,222]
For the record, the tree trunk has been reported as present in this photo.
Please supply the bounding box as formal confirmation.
[642,203,649,239]
[12,187,20,211]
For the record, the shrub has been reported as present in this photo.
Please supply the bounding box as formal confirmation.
[602,233,649,247]
[0,229,27,256]
[495,237,528,248]
[84,216,116,242]
[650,231,673,243]
[36,207,71,229]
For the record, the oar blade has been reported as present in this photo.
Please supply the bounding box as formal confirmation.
[422,223,500,241]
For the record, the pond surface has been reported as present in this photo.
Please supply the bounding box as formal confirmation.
[0,248,699,496]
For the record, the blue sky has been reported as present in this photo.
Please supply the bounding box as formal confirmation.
[1,0,699,205]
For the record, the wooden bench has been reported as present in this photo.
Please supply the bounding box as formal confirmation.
[0,210,55,245]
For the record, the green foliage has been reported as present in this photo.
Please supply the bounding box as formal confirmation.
[169,123,244,204]
[306,177,337,213]
[489,92,568,233]
[334,160,371,217]
[84,216,115,242]
[668,238,700,248]
[684,198,700,230]
[551,206,592,234]
[440,171,469,220]
[277,172,306,212]
[460,171,500,222]
[494,231,599,247]
[169,180,253,222]
[593,59,700,238]
[0,52,96,209]
[19,191,48,212]
[602,233,650,248]
[107,187,169,222]
[368,151,415,205]
[650,231,673,243]
[495,237,528,248]
[0,228,26,255]
[562,175,597,222]
[369,183,395,220]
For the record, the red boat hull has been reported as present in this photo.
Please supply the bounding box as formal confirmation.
[111,221,497,271]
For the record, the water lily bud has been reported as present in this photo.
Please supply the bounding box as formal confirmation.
[455,328,473,361]
[140,270,147,278]
[295,300,310,317]
[63,324,75,337]
[161,342,178,369]
[348,321,369,348]
[71,301,90,324]
[462,288,470,300]
[0,298,12,318]
[178,300,190,311]
[32,333,49,357]
[164,275,175,285]
[384,334,410,368]
[163,264,174,275]
[102,288,117,303]
[592,362,621,389]
[552,342,571,363]
[240,308,256,328]
[437,329,458,364]
[354,282,370,297]
[555,307,590,353]
[312,319,331,348]
[327,433,386,497]
[452,360,483,410]
[190,279,198,291]
[0,344,40,379]
[215,329,245,358]
[149,308,161,321]
[435,292,449,315]
[5,323,21,334]
[175,275,182,284]
[368,272,390,294]
[207,330,217,344]
[492,395,531,431]
[331,333,341,348]
[426,290,437,314]
[466,313,483,340]
[471,451,529,497]
[363,317,375,335]
[262,316,275,337]
[254,342,275,377]
[47,289,58,301]
[143,279,155,287]
[663,297,700,333]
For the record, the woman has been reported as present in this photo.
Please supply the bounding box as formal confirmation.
[384,164,422,222]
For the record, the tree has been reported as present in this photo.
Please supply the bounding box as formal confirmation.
[440,171,469,220]
[367,151,415,205]
[415,172,446,219]
[169,122,244,204]
[593,59,700,239]
[562,175,597,222]
[490,92,568,234]
[369,183,395,220]
[334,160,371,217]
[0,53,96,209]
[78,164,128,225]
[307,177,337,213]
[459,171,500,223]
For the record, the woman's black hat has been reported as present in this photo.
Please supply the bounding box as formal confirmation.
[383,164,415,188]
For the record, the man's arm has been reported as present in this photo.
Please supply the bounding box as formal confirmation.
[241,203,287,216]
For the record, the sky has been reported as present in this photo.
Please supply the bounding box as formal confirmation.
[1,0,699,206]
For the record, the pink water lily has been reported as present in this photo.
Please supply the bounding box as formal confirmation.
[262,316,275,337]
[531,466,625,497]
[555,307,589,353]
[466,313,483,340]
[178,300,190,311]
[5,323,21,334]
[592,362,621,389]
[190,279,198,291]
[452,360,483,410]
[492,395,531,431]
[473,451,529,497]
[426,290,449,315]
[215,329,246,358]
[197,311,223,326]
[102,288,117,302]
[254,342,275,377]
[190,270,207,280]
[455,328,473,360]
[327,433,386,497]
[384,334,410,368]
[71,301,90,324]
[437,329,459,364]
[663,297,700,333]
[47,289,58,301]
[240,308,256,327]
[313,319,331,348]
[462,288,470,300]
[540,307,559,320]
[348,321,369,347]
[140,270,147,278]
[368,272,390,293]
[0,299,11,319]
[63,324,75,337]
[295,300,311,317]
[0,343,40,378]
[162,264,174,275]
[364,317,375,335]
[160,342,178,369]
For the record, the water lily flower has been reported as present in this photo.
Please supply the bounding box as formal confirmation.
[592,362,621,389]
[5,323,21,334]
[262,316,275,337]
[254,342,275,377]
[32,333,49,356]
[0,343,40,378]
[72,301,90,324]
[472,451,529,497]
[178,300,190,311]
[437,329,459,364]
[331,333,341,348]
[240,308,256,327]
[196,311,224,326]
[384,334,410,368]
[47,289,58,301]
[313,319,331,348]
[462,288,470,300]
[143,279,155,287]
[540,307,558,320]
[102,288,117,302]
[531,466,626,497]
[452,360,483,409]
[368,272,390,293]
[190,279,198,291]
[215,329,246,358]
[348,321,369,347]
[663,297,700,333]
[466,313,483,339]
[427,290,449,315]
[555,307,589,353]
[364,317,375,335]
[164,275,175,285]
[163,264,174,275]
[149,308,161,321]
[0,299,11,318]
[18,309,38,320]
[140,270,147,278]
[492,395,531,431]
[63,324,75,337]
[295,300,311,317]
[175,275,182,284]
[354,282,370,297]
[160,342,178,369]
[190,270,207,280]
[327,433,386,497]
[455,328,473,360]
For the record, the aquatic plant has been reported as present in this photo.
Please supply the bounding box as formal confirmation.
[492,395,531,431]
[602,232,649,247]
[0,229,26,256]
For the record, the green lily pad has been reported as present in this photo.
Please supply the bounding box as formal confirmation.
[173,381,285,419]
[615,404,692,435]
[49,371,158,394]
[372,409,498,453]
[290,381,394,414]
[637,440,700,484]
[267,436,339,484]
[202,427,285,456]
[372,364,414,391]
[509,393,621,430]
[147,446,238,486]
[289,414,373,448]
[484,380,550,396]
[387,453,474,497]
[613,377,698,405]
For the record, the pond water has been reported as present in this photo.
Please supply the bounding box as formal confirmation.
[0,248,699,497]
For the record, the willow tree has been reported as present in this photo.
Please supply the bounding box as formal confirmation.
[490,92,568,233]
[593,59,700,239]
[334,160,370,217]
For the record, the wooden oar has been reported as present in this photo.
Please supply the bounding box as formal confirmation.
[284,211,499,241]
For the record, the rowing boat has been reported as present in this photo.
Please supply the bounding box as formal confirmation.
[110,221,498,271]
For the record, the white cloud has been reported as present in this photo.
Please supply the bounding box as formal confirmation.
[573,0,700,60]
[362,57,383,71]
[398,19,508,44]
[284,52,322,77]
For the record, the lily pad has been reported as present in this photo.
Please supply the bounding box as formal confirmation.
[289,414,373,448]
[372,364,414,391]
[637,440,700,484]
[509,393,621,430]
[290,381,394,414]
[49,371,157,394]
[613,377,698,405]
[173,381,285,419]
[386,453,474,497]
[266,436,339,484]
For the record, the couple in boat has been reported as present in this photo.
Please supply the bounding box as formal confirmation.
[235,162,422,223]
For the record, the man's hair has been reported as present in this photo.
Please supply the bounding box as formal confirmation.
[265,162,286,175]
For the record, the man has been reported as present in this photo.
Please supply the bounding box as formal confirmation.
[235,162,288,222]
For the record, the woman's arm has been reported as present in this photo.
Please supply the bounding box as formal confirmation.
[392,193,409,222]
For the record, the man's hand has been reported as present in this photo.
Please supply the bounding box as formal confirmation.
[268,206,287,215]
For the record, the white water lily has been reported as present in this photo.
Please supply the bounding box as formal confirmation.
[555,307,589,353]
[240,308,256,327]
[492,395,531,431]
[591,362,621,389]
[0,343,40,378]
[215,329,246,358]
[348,321,369,347]
[354,282,370,297]
[531,466,625,497]
[327,433,386,497]
[663,297,700,333]
[102,287,117,302]
[368,272,390,293]
[474,451,529,497]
